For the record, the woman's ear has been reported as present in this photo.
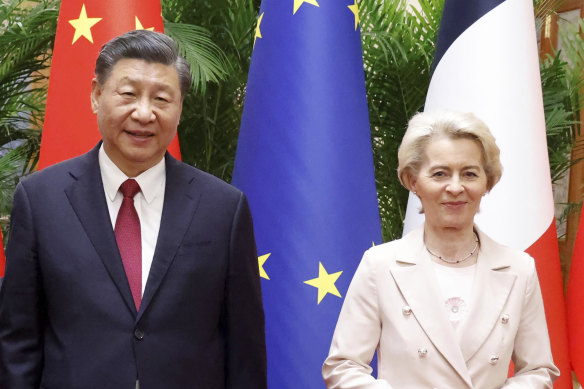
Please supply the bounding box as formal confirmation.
[404,173,417,193]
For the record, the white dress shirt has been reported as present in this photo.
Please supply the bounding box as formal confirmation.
[98,145,165,296]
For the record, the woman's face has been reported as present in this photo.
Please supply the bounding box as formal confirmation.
[410,136,488,232]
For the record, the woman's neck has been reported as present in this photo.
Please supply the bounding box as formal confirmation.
[423,224,479,267]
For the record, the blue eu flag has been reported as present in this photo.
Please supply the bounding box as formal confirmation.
[232,1,382,387]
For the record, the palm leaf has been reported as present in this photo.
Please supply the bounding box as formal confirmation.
[361,0,443,241]
[164,21,229,94]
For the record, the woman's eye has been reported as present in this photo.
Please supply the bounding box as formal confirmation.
[432,171,445,177]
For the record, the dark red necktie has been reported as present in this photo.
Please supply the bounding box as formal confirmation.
[115,179,142,310]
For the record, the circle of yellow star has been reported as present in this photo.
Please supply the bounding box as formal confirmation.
[293,0,319,15]
[304,262,343,304]
[68,4,102,44]
[258,253,271,280]
[254,12,264,47]
[135,17,155,31]
[348,0,360,31]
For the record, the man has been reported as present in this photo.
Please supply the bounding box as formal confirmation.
[0,30,267,389]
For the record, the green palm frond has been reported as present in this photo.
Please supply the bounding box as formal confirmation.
[534,0,566,19]
[361,0,443,241]
[164,21,230,94]
[162,0,259,179]
[0,0,57,237]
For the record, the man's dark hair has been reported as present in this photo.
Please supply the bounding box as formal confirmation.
[95,30,192,96]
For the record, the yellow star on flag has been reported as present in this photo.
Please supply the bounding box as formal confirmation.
[68,4,102,44]
[254,12,264,47]
[304,262,343,304]
[293,0,319,15]
[258,253,271,280]
[348,0,360,31]
[135,17,155,31]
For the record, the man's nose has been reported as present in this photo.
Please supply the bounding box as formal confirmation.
[131,98,155,123]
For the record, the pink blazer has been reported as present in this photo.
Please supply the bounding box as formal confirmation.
[323,226,559,389]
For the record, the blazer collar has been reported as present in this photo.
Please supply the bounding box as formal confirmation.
[390,226,473,387]
[390,225,517,384]
[137,152,202,321]
[457,227,517,362]
[65,143,138,315]
[65,145,203,320]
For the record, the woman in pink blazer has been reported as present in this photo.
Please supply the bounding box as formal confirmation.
[323,111,559,388]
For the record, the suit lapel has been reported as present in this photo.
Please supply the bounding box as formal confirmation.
[138,154,202,320]
[64,145,137,315]
[390,228,473,388]
[458,228,517,362]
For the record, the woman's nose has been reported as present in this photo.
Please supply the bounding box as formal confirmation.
[446,177,464,195]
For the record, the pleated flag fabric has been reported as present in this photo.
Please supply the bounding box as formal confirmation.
[231,1,382,387]
[567,210,584,382]
[38,0,180,170]
[402,0,571,386]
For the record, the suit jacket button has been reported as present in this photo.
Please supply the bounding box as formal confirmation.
[402,305,412,316]
[489,356,499,365]
[501,314,510,324]
[134,329,145,340]
[418,348,428,358]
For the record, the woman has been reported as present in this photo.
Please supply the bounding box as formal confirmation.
[322,111,559,388]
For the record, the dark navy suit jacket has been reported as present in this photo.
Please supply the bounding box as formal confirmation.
[0,145,267,389]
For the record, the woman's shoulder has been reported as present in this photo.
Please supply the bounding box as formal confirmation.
[361,226,424,267]
[477,227,536,275]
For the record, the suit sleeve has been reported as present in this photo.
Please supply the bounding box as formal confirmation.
[502,257,560,388]
[225,193,267,389]
[322,250,393,389]
[0,182,44,388]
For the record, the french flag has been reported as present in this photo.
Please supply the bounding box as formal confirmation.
[403,0,572,386]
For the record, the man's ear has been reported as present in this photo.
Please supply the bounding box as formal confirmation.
[90,78,101,114]
[177,98,183,124]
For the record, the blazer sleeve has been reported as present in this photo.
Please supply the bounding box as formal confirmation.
[0,182,44,388]
[502,258,560,388]
[322,250,393,389]
[225,193,267,389]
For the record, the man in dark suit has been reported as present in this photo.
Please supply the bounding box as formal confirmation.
[0,30,267,389]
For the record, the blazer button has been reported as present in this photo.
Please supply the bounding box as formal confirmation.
[489,356,499,365]
[501,314,510,324]
[402,305,412,316]
[134,328,145,340]
[418,348,428,358]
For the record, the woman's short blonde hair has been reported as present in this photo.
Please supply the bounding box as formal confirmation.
[397,110,502,192]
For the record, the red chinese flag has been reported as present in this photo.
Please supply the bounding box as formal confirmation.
[38,0,181,170]
[568,211,584,381]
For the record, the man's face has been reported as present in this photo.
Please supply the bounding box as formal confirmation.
[91,58,183,177]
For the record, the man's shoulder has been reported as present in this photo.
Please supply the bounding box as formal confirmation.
[167,157,243,199]
[21,149,96,188]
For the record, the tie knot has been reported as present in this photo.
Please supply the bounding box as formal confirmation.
[119,179,141,198]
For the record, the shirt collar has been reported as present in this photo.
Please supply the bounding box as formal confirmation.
[98,144,166,204]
